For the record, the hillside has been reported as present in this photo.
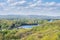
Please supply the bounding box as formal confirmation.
[0,20,60,40]
[21,20,60,40]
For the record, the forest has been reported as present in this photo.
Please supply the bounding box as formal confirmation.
[0,19,60,40]
[0,19,48,29]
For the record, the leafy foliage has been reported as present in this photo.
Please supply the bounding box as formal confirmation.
[0,20,60,40]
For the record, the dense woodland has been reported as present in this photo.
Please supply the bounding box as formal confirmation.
[0,19,60,40]
[0,19,48,29]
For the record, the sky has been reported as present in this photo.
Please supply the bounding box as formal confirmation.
[0,0,60,16]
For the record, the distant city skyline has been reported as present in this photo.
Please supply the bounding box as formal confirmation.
[0,0,60,16]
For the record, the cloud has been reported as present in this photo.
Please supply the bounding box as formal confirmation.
[10,1,26,6]
[0,3,5,6]
[7,0,16,3]
[0,2,7,11]
[56,3,60,7]
[42,2,60,7]
[28,0,42,7]
[43,2,56,6]
[0,0,60,16]
[25,0,59,10]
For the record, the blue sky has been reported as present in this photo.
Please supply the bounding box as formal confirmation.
[0,0,60,16]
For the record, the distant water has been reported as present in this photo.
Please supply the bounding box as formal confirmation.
[18,25,38,28]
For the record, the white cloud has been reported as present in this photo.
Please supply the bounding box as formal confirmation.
[10,1,26,6]
[0,0,60,16]
[42,2,60,7]
[0,2,7,10]
[44,2,56,6]
[7,0,15,3]
[27,0,42,8]
[56,3,60,7]
[49,2,56,6]
[0,3,5,6]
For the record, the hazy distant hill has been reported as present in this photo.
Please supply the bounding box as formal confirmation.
[0,15,60,19]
